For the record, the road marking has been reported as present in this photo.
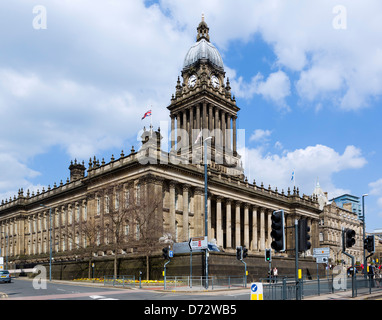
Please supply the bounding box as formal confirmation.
[6,290,127,300]
[90,295,119,300]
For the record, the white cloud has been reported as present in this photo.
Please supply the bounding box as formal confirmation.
[250,129,272,142]
[159,0,382,111]
[227,69,291,109]
[240,144,367,198]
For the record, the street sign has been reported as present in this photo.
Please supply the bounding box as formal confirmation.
[250,283,263,300]
[188,236,208,251]
[169,250,174,258]
[313,247,330,257]
[316,256,329,264]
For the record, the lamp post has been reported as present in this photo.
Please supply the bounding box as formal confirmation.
[204,136,212,289]
[362,194,368,277]
[40,204,52,281]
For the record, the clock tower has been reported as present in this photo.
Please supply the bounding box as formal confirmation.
[167,16,243,177]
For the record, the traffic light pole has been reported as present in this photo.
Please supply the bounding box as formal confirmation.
[295,219,300,300]
[240,259,247,287]
[342,228,355,298]
[163,258,171,290]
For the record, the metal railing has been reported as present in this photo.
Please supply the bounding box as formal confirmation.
[261,273,382,300]
[164,275,246,291]
[103,275,136,288]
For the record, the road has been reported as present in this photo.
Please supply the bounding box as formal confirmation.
[0,278,251,301]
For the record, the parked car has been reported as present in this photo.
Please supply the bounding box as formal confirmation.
[0,270,11,283]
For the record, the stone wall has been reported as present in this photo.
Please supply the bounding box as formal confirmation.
[33,252,326,282]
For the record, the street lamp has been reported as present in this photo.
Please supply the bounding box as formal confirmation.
[40,204,52,281]
[362,194,368,277]
[204,136,212,289]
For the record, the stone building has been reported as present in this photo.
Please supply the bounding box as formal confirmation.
[0,18,322,271]
[318,201,363,265]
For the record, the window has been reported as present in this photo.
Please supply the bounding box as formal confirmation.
[83,203,87,221]
[115,193,119,210]
[125,189,130,208]
[76,205,80,222]
[97,197,101,215]
[136,221,140,240]
[105,195,110,214]
[136,184,141,205]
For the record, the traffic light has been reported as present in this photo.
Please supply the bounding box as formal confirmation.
[298,219,311,252]
[265,249,272,262]
[345,229,356,248]
[162,247,170,260]
[270,210,285,252]
[236,246,243,260]
[364,235,375,253]
[242,246,248,259]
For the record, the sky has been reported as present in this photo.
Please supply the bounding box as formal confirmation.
[0,0,381,233]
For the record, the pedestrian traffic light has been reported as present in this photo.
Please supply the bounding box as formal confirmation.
[265,249,272,262]
[364,235,375,253]
[270,210,285,252]
[298,219,311,252]
[236,246,243,260]
[162,247,170,260]
[345,229,356,248]
[242,246,248,259]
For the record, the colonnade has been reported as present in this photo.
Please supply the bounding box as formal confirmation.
[170,102,237,154]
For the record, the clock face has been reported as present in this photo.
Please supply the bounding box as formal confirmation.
[188,75,197,88]
[211,75,220,88]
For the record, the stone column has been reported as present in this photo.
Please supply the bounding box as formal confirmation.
[176,113,181,146]
[226,199,232,248]
[171,115,175,150]
[182,185,190,242]
[244,204,249,249]
[194,188,203,236]
[189,107,194,146]
[203,102,207,131]
[216,196,223,247]
[251,206,258,251]
[260,207,265,251]
[226,114,231,150]
[182,111,187,149]
[169,181,176,238]
[235,201,241,247]
[196,104,201,131]
[221,111,226,150]
[208,104,213,131]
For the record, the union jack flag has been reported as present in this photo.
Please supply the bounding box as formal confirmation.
[141,110,152,120]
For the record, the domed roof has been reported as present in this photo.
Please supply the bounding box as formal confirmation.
[183,38,224,70]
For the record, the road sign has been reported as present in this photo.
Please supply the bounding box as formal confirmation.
[189,236,208,251]
[250,283,263,300]
[169,250,174,258]
[316,256,329,264]
[313,247,330,257]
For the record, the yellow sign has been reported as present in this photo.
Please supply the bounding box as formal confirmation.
[298,269,302,279]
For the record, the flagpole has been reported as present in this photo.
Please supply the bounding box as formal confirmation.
[150,106,152,132]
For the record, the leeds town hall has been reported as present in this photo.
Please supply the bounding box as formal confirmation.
[0,19,357,280]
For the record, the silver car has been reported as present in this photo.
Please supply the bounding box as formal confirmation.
[0,270,11,283]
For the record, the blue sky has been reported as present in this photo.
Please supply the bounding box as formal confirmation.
[0,0,381,232]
